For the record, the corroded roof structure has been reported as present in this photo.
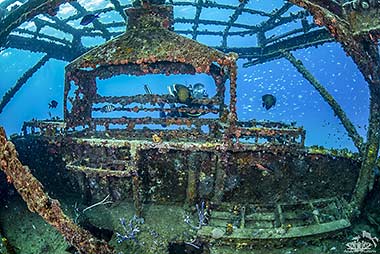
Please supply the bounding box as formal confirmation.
[0,0,331,64]
[67,5,227,73]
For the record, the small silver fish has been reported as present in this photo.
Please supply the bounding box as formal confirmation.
[101,104,116,113]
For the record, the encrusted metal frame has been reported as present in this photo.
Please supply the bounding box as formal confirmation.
[0,0,379,253]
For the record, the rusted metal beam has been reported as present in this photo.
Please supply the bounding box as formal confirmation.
[0,0,73,46]
[191,0,203,40]
[186,152,201,205]
[352,84,380,211]
[0,55,50,114]
[172,1,272,17]
[306,0,344,16]
[0,127,115,254]
[283,51,363,153]
[211,152,227,205]
[241,29,333,67]
[221,0,250,48]
[5,33,87,61]
[5,28,332,66]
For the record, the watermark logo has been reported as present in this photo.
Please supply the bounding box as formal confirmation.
[345,231,379,253]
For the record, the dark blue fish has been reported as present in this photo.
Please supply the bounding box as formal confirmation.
[48,100,58,109]
[80,14,100,26]
[262,94,276,110]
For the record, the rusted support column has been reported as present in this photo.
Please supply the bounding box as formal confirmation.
[222,53,239,146]
[186,171,197,204]
[0,127,114,254]
[221,0,250,49]
[186,152,201,205]
[228,54,238,128]
[132,174,143,218]
[283,51,363,153]
[0,55,50,114]
[130,143,143,217]
[351,85,380,211]
[212,152,228,204]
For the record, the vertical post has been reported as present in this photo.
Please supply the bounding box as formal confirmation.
[130,142,143,217]
[228,57,238,129]
[212,152,228,204]
[351,84,380,211]
[186,152,202,205]
[132,174,143,217]
[240,206,246,229]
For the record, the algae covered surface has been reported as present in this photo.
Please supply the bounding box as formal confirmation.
[1,193,379,254]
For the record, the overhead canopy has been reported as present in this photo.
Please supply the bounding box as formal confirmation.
[66,5,228,75]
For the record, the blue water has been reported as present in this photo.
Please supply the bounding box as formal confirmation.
[0,0,369,152]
